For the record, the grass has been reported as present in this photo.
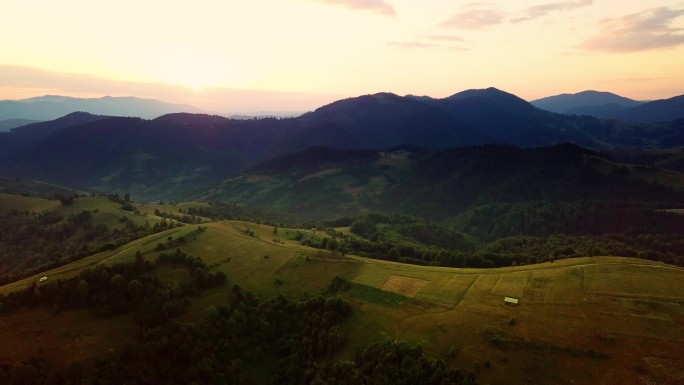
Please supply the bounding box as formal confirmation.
[350,284,407,308]
[381,275,429,297]
[491,271,530,298]
[584,263,684,299]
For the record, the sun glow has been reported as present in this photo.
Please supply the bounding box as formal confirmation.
[172,76,213,92]
[139,46,240,93]
[154,64,227,93]
[1,0,683,106]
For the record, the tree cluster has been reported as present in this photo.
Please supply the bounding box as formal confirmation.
[0,209,170,285]
[313,207,684,268]
[0,248,225,318]
[296,341,478,385]
[153,208,204,224]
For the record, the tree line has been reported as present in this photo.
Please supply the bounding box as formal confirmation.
[291,206,684,268]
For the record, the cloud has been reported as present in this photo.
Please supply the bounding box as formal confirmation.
[386,41,443,49]
[512,0,593,23]
[581,7,684,52]
[441,1,593,29]
[441,9,505,29]
[423,35,466,42]
[314,0,395,16]
[386,34,468,50]
[386,41,468,50]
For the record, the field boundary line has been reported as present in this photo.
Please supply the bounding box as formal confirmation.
[521,271,531,299]
[455,275,480,308]
[491,274,503,294]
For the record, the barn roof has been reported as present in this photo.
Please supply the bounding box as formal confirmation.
[504,296,519,304]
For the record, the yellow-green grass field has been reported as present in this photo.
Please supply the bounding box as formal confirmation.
[1,213,683,385]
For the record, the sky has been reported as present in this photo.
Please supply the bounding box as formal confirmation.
[1,0,684,113]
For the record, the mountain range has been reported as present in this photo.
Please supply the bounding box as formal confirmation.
[0,95,205,121]
[1,87,683,201]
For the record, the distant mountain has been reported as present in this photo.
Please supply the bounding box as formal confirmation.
[0,112,111,158]
[532,91,684,123]
[531,91,645,114]
[0,119,41,132]
[3,88,684,200]
[617,94,684,123]
[0,95,205,120]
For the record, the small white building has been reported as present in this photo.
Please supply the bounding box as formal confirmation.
[504,296,519,305]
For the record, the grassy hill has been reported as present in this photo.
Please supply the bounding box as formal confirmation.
[1,207,682,385]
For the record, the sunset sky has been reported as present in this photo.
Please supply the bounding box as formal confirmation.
[2,0,683,113]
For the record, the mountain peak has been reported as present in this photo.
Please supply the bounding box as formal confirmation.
[446,87,511,99]
[312,92,408,114]
[443,87,537,115]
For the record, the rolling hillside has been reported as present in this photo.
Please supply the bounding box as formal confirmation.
[201,144,684,221]
[1,207,682,385]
